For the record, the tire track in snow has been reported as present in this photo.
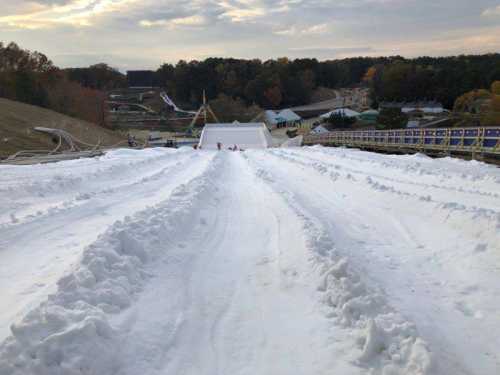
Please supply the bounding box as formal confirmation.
[300,146,500,189]
[0,151,222,375]
[0,150,198,230]
[0,150,215,342]
[0,148,180,226]
[269,148,500,234]
[116,152,348,375]
[246,149,500,375]
[244,150,433,375]
[271,148,500,211]
[0,148,178,197]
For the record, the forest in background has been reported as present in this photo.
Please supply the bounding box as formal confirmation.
[1,41,500,125]
[151,54,500,110]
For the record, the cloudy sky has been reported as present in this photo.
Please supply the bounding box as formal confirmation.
[1,0,500,70]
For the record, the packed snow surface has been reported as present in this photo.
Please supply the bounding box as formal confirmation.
[0,146,499,375]
[198,122,273,149]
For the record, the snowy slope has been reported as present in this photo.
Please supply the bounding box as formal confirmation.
[0,147,499,375]
[198,122,273,149]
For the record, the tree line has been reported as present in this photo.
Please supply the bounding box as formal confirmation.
[2,41,500,126]
[152,54,500,110]
[0,42,119,125]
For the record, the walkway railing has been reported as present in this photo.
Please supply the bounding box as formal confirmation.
[303,127,500,157]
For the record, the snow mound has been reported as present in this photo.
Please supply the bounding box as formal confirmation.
[0,155,222,375]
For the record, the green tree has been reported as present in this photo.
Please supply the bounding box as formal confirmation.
[209,94,261,122]
[377,108,408,129]
[326,112,356,129]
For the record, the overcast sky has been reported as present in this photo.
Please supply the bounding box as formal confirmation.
[1,0,500,71]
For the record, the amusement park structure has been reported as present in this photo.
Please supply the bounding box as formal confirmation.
[104,88,217,136]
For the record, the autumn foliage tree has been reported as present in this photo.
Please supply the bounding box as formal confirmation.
[363,66,377,83]
[3,40,500,123]
[453,81,500,126]
[0,42,56,107]
[0,41,109,125]
[491,81,500,96]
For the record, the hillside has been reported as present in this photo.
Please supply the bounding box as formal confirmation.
[0,98,124,158]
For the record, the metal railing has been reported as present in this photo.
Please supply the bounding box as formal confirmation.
[303,127,500,156]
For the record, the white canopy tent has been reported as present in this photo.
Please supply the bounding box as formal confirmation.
[277,109,301,122]
[320,108,361,119]
[310,125,330,134]
[264,110,282,128]
[198,121,273,150]
[264,109,301,129]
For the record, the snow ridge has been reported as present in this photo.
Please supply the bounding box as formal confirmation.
[0,148,195,228]
[0,153,222,375]
[271,148,500,232]
[244,154,432,375]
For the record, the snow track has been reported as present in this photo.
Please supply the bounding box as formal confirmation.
[0,149,214,340]
[246,147,500,375]
[0,147,499,375]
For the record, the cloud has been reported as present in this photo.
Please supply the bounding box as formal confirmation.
[482,5,500,17]
[287,46,375,59]
[215,0,290,23]
[0,0,499,69]
[140,15,208,29]
[275,23,331,36]
[0,0,140,29]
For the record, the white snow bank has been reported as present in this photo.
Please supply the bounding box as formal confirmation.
[0,154,222,375]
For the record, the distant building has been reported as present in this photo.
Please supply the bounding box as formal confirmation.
[406,117,452,129]
[379,101,445,114]
[277,109,301,124]
[127,70,154,89]
[406,120,421,128]
[264,110,283,129]
[265,109,301,128]
[359,109,379,123]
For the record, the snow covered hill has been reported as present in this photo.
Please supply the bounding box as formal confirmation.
[0,147,498,375]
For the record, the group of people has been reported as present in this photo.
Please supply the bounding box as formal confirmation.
[193,142,242,151]
[217,142,242,151]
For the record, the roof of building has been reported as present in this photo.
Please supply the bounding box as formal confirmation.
[320,108,361,118]
[361,109,379,115]
[265,110,282,125]
[310,125,330,134]
[380,101,443,109]
[277,109,302,121]
[407,120,421,128]
[127,70,154,88]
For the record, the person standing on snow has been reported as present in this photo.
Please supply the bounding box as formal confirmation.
[127,133,137,147]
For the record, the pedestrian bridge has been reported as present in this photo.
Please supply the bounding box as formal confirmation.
[303,127,500,162]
